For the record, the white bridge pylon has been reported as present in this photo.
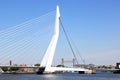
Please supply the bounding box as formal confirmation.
[40,5,60,72]
[40,5,89,73]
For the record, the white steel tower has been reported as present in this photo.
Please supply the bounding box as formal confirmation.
[40,5,60,73]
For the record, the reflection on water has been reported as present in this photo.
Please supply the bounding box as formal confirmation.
[0,73,120,80]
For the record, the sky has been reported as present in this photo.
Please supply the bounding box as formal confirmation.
[0,0,120,65]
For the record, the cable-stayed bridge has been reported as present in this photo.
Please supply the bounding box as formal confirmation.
[0,5,92,74]
[0,7,77,67]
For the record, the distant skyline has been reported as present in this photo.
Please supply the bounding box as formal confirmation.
[0,0,120,65]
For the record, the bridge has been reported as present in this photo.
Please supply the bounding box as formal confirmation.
[0,5,91,74]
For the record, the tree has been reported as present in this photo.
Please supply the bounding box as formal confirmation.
[34,64,40,67]
[1,67,9,72]
[10,67,19,71]
[1,67,19,72]
[56,65,64,67]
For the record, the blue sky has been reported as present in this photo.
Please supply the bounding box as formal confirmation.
[0,0,120,65]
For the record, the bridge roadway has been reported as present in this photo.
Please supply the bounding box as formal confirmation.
[0,65,40,68]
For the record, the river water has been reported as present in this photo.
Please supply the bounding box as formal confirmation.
[0,73,120,80]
